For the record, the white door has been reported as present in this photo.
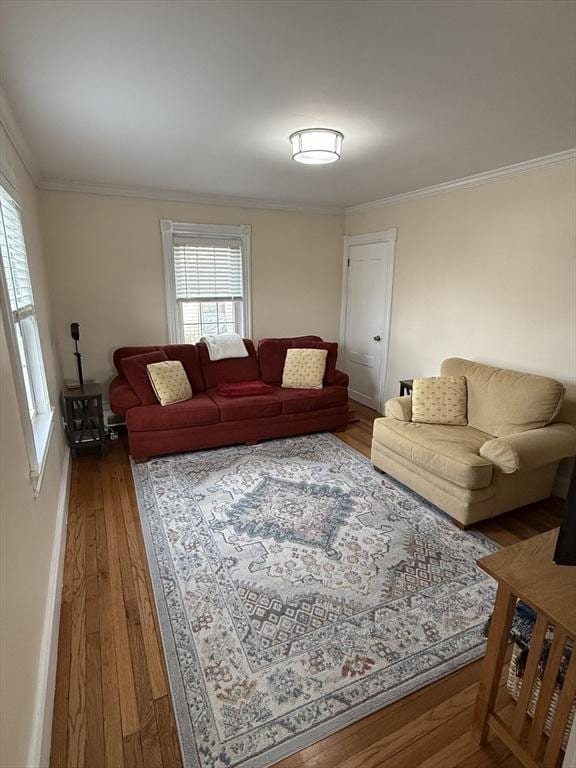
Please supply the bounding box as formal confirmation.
[341,232,396,411]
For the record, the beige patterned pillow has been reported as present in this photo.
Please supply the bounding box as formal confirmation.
[146,360,193,406]
[411,376,467,425]
[282,348,328,389]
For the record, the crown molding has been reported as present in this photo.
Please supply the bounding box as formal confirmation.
[345,149,576,214]
[0,87,40,185]
[5,112,572,216]
[38,179,344,215]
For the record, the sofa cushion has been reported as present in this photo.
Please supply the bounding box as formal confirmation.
[411,376,467,426]
[114,346,162,378]
[123,350,169,405]
[291,340,339,385]
[197,339,261,388]
[207,389,282,422]
[258,336,322,383]
[441,358,565,437]
[372,417,493,489]
[162,344,205,392]
[282,348,328,389]
[126,393,219,431]
[271,385,348,414]
[113,345,205,392]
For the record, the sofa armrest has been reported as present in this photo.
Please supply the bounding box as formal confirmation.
[109,376,141,417]
[331,369,349,387]
[385,396,412,422]
[479,423,576,473]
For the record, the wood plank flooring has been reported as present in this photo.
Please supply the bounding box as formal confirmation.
[50,400,563,768]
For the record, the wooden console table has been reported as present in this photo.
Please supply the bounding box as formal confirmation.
[473,529,576,768]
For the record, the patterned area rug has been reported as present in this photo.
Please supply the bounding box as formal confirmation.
[131,433,499,768]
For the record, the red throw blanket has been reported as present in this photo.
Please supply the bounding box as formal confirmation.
[217,380,273,397]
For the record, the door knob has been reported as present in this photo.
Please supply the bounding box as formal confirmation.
[373,335,381,341]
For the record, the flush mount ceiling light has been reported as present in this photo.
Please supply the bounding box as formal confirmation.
[289,128,344,165]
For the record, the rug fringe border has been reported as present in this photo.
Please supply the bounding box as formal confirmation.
[131,456,202,768]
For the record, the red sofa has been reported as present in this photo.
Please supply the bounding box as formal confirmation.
[109,336,349,460]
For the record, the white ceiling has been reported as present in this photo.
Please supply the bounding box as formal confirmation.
[1,0,575,209]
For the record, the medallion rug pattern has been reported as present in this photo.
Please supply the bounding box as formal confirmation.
[131,434,499,768]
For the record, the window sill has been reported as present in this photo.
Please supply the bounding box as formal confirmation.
[30,407,55,497]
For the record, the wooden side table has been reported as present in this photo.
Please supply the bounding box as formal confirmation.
[399,379,413,396]
[62,382,106,457]
[473,529,576,768]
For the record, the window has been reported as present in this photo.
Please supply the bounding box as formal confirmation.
[0,182,53,491]
[161,221,251,344]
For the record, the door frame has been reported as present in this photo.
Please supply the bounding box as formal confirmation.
[339,228,397,413]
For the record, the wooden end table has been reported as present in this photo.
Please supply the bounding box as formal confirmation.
[399,379,413,396]
[473,529,576,768]
[62,381,106,457]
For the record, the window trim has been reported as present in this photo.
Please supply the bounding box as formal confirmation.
[161,220,252,343]
[0,176,54,495]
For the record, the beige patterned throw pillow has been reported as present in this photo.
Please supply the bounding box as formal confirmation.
[411,376,467,425]
[146,360,193,406]
[282,348,328,389]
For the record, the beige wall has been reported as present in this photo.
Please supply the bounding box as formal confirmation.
[345,160,576,408]
[39,191,344,387]
[41,162,575,412]
[0,125,66,768]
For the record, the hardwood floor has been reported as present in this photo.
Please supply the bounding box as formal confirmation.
[50,401,563,768]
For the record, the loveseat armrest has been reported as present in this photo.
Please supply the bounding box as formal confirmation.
[385,396,412,422]
[331,369,349,387]
[479,423,576,473]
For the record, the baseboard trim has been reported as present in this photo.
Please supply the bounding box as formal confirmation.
[348,388,376,410]
[27,446,71,768]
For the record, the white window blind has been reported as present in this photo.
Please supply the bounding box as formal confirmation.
[162,221,252,344]
[0,186,35,320]
[0,182,53,491]
[173,237,244,302]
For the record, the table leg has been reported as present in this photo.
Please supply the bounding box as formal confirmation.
[473,583,516,744]
[97,395,106,454]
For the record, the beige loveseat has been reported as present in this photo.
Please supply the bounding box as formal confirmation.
[372,358,576,527]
